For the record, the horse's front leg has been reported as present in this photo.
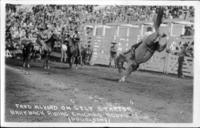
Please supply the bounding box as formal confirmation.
[71,56,75,68]
[27,54,32,68]
[22,53,26,68]
[43,55,47,69]
[46,53,50,69]
[68,55,72,68]
[119,61,139,82]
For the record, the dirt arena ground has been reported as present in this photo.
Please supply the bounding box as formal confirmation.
[4,58,193,123]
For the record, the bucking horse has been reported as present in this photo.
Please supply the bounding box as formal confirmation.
[116,8,168,82]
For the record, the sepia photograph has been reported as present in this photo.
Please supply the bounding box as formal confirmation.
[1,0,200,127]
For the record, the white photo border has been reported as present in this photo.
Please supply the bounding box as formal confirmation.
[1,0,200,127]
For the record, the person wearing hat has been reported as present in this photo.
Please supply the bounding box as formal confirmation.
[73,30,82,62]
[177,43,188,78]
[109,41,118,68]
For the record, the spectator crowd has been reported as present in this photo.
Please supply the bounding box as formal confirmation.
[5,4,194,51]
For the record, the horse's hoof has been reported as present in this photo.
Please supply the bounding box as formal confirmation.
[119,77,126,82]
[118,79,123,82]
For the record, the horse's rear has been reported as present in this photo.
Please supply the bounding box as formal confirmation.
[116,50,133,73]
[22,42,34,68]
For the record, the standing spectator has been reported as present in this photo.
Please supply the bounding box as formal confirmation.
[109,41,118,68]
[73,30,81,56]
[177,43,187,78]
[85,44,93,65]
[183,25,193,36]
[61,40,68,63]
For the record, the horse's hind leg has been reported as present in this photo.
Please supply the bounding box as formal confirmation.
[71,57,76,68]
[23,60,26,68]
[119,61,139,82]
